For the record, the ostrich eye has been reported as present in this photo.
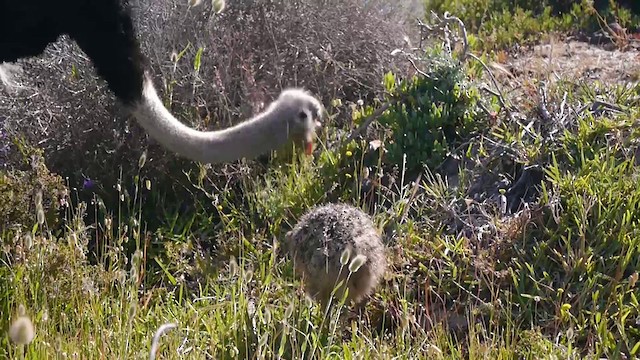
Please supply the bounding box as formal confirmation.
[298,111,308,120]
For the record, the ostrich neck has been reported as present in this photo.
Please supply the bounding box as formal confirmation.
[131,77,289,164]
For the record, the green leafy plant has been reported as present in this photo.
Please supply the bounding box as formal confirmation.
[424,0,639,51]
[379,48,483,175]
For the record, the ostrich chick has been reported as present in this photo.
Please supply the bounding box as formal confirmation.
[284,203,387,307]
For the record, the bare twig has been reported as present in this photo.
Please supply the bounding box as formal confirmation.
[576,100,627,115]
[471,54,513,113]
[442,12,469,60]
[419,12,514,122]
[559,91,568,121]
[345,101,392,142]
[538,82,552,122]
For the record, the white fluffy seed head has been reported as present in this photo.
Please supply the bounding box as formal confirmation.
[138,151,147,169]
[9,316,35,345]
[244,269,254,283]
[23,234,33,249]
[212,0,226,13]
[36,207,45,225]
[340,248,351,266]
[284,301,294,319]
[34,191,43,207]
[348,254,367,273]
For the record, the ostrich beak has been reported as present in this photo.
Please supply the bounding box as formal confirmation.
[304,119,322,155]
[305,139,314,155]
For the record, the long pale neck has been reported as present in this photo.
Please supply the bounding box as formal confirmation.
[131,77,290,164]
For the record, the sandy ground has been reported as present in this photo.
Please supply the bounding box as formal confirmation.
[506,38,640,85]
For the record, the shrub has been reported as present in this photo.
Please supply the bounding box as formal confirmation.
[0,142,68,233]
[424,0,640,51]
[378,48,484,175]
[0,0,418,186]
[512,152,640,354]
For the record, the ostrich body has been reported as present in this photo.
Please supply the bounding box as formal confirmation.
[284,203,387,306]
[0,0,323,163]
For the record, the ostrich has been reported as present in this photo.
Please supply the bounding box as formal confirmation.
[0,0,323,163]
[284,203,387,307]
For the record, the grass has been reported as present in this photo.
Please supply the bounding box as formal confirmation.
[2,1,640,359]
[425,0,640,51]
[0,162,558,359]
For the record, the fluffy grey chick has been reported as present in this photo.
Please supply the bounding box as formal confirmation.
[284,203,387,307]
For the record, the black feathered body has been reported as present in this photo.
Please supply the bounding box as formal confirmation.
[1,0,146,104]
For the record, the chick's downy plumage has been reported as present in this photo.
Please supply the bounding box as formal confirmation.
[284,203,387,306]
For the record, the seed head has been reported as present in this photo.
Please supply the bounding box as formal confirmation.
[244,269,254,283]
[138,151,147,169]
[23,234,33,249]
[258,334,269,348]
[348,254,367,273]
[229,257,238,277]
[630,272,639,288]
[9,316,35,345]
[34,191,43,207]
[128,303,137,318]
[284,301,294,319]
[340,248,351,266]
[212,0,226,13]
[36,207,45,225]
[103,218,113,235]
[262,306,272,325]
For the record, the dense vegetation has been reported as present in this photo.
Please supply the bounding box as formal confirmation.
[1,0,639,358]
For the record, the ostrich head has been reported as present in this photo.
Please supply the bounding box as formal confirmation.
[276,89,324,155]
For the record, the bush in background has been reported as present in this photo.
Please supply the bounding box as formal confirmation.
[424,0,640,50]
[0,0,421,205]
[0,143,68,233]
[378,48,484,175]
